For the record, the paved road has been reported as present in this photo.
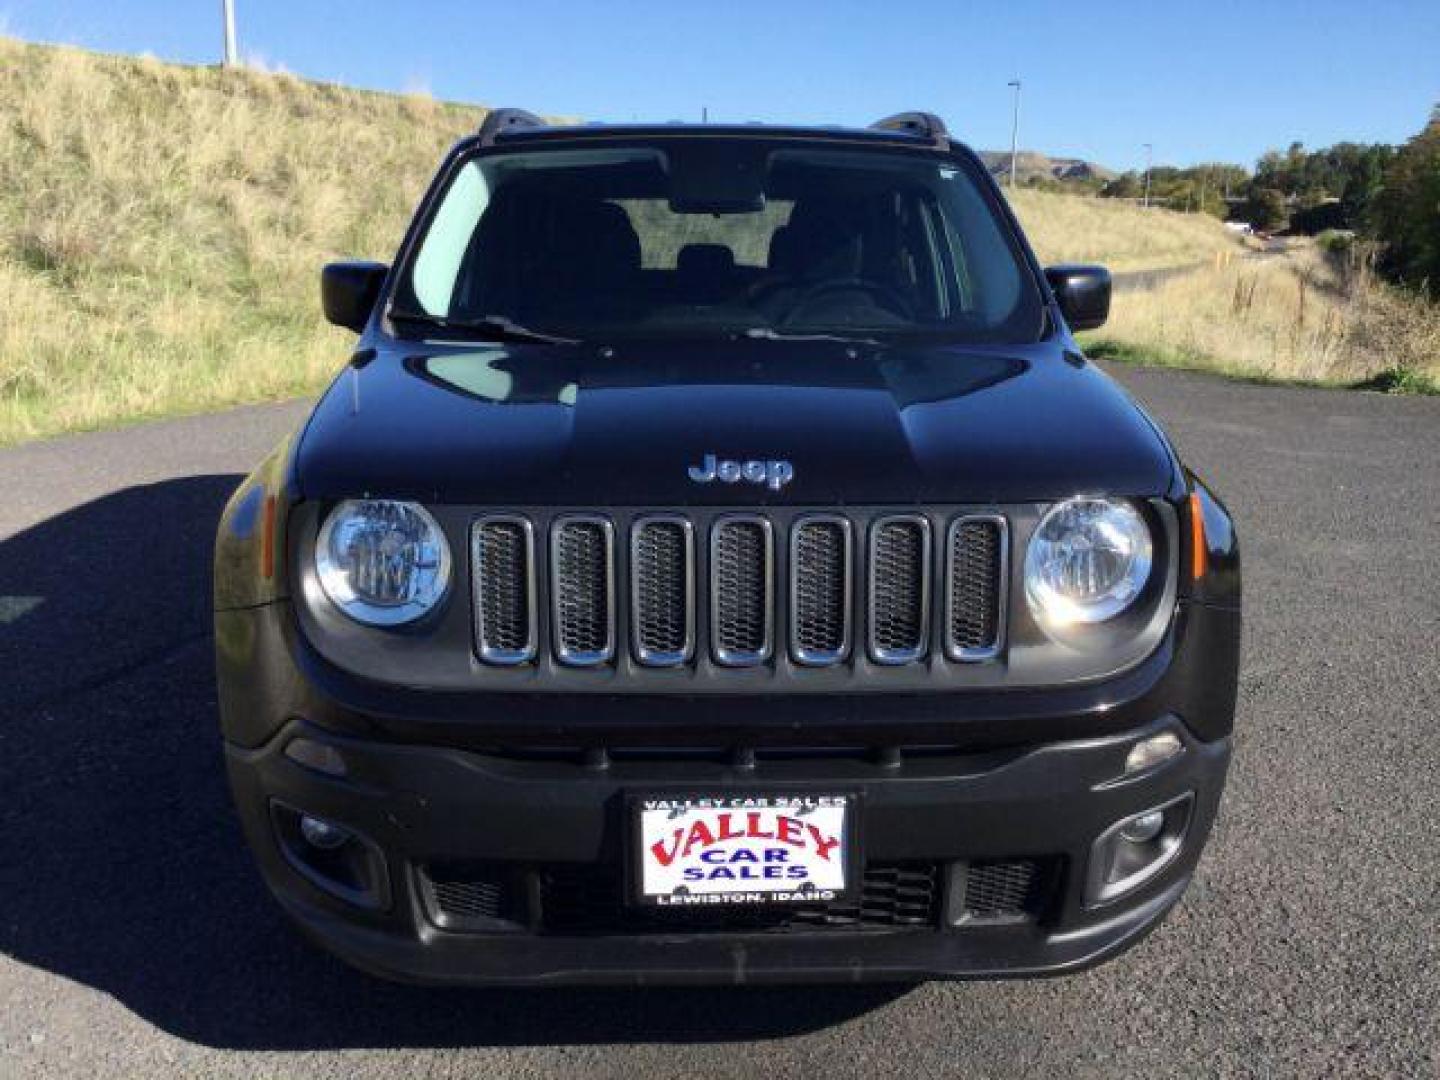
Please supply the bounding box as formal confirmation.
[2,368,1437,1078]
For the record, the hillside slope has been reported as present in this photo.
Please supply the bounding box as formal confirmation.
[0,38,1237,445]
[1008,188,1236,272]
[0,38,482,444]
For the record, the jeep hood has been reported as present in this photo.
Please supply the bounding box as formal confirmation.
[294,338,1179,505]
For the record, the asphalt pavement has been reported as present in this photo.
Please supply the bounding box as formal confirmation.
[1,366,1436,1078]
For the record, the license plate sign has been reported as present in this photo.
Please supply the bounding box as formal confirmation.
[634,794,854,907]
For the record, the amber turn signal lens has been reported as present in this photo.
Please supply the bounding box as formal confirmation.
[261,494,277,580]
[1188,491,1208,582]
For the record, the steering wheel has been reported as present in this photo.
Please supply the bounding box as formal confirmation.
[778,277,914,326]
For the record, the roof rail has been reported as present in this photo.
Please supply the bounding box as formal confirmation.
[477,108,547,145]
[869,112,949,148]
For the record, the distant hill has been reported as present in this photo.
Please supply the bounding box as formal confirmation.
[977,150,1118,185]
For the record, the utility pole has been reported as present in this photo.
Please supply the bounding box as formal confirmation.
[221,0,238,67]
[1142,143,1153,209]
[1007,79,1022,190]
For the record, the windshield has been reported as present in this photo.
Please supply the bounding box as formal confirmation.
[394,138,1044,344]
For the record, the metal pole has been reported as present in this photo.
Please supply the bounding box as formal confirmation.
[1007,80,1022,190]
[1142,143,1153,209]
[222,0,238,67]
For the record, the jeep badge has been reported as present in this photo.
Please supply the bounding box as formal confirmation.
[687,453,795,491]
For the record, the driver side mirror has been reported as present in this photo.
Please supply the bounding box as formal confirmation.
[1044,264,1111,332]
[322,261,389,333]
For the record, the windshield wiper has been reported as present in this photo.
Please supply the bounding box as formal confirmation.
[741,327,879,346]
[390,309,579,345]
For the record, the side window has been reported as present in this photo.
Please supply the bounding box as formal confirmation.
[412,162,491,316]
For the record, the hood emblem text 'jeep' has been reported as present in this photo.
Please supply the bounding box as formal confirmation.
[687,453,794,491]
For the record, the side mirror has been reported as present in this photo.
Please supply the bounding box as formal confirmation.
[321,261,388,333]
[1044,264,1111,332]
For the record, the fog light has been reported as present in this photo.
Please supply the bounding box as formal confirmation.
[1125,732,1182,775]
[300,814,350,850]
[1118,809,1165,844]
[1085,792,1194,907]
[270,801,391,910]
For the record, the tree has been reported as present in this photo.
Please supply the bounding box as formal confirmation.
[1099,172,1142,199]
[1244,188,1290,232]
[1371,107,1440,291]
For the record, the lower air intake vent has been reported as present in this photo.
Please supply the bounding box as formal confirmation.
[551,517,614,665]
[418,863,527,929]
[710,517,773,666]
[540,861,940,934]
[631,518,693,665]
[868,516,931,664]
[959,858,1050,924]
[472,517,536,664]
[946,516,1007,660]
[791,517,852,664]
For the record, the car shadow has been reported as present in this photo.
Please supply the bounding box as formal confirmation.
[0,475,907,1050]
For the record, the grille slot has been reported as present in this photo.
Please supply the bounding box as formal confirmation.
[790,516,853,665]
[868,516,932,664]
[945,516,1008,661]
[471,517,536,665]
[631,518,694,666]
[710,517,774,666]
[550,517,615,665]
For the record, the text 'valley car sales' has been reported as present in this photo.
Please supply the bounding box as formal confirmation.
[638,796,851,904]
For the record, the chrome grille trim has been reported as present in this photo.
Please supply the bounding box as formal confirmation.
[630,516,695,667]
[945,514,1009,662]
[790,515,853,666]
[471,515,537,665]
[550,515,616,666]
[710,515,775,667]
[867,515,932,665]
[468,509,1008,673]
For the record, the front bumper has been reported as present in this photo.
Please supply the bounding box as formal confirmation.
[226,712,1231,986]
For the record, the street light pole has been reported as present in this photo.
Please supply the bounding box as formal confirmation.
[1142,143,1153,209]
[1007,79,1022,190]
[221,0,238,67]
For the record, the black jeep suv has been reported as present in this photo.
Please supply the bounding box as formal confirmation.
[215,110,1240,985]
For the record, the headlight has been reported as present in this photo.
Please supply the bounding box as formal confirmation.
[1024,498,1153,627]
[315,499,451,626]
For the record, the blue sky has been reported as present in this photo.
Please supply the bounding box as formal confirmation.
[3,0,1436,170]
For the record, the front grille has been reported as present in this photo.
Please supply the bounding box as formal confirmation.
[631,517,694,665]
[790,517,852,665]
[710,517,774,665]
[868,516,931,664]
[468,510,1007,670]
[945,516,1008,660]
[550,517,614,665]
[471,517,536,664]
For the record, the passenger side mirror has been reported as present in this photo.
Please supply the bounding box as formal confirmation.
[1044,264,1111,332]
[322,261,389,333]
